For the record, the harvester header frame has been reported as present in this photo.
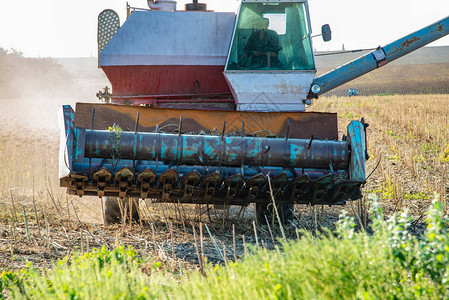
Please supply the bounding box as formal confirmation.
[59,0,449,224]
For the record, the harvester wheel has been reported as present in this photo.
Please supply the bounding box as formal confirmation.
[104,197,140,224]
[256,203,294,225]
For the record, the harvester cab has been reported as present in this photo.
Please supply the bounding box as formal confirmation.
[59,0,449,224]
[224,0,321,112]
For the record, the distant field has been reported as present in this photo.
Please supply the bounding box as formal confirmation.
[315,46,449,69]
[315,46,449,97]
[318,63,449,97]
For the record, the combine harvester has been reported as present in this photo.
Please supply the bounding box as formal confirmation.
[59,0,449,224]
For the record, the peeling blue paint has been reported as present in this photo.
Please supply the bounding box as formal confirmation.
[290,144,304,163]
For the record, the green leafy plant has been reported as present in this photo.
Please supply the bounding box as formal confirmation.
[108,124,123,172]
[3,196,449,299]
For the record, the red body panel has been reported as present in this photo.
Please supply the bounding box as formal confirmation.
[102,65,234,109]
[102,65,233,103]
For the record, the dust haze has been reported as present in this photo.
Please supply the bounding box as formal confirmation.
[0,49,108,218]
[0,49,108,133]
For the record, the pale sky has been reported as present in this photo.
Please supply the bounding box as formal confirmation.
[1,0,448,57]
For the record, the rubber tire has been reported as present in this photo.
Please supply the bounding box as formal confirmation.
[104,197,140,224]
[256,203,294,225]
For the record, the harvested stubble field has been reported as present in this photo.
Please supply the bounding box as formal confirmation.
[0,51,449,298]
[322,63,449,97]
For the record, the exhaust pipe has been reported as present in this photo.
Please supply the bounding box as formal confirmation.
[147,0,177,11]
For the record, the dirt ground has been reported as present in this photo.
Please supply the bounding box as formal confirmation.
[0,62,447,272]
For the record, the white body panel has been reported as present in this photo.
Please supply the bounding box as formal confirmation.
[58,107,70,179]
[224,71,315,112]
[99,11,236,66]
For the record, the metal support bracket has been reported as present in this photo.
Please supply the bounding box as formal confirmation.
[372,46,387,67]
[93,169,112,197]
[115,167,134,198]
[159,168,179,201]
[137,169,156,198]
[72,175,87,196]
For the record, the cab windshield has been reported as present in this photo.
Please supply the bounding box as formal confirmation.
[226,2,315,71]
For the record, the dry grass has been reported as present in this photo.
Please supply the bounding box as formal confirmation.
[313,94,449,217]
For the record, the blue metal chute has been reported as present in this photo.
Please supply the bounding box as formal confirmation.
[310,15,449,97]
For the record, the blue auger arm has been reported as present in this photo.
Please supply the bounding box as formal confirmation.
[309,16,449,97]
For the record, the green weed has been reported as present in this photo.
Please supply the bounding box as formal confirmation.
[439,143,449,162]
[108,124,123,171]
[3,196,449,299]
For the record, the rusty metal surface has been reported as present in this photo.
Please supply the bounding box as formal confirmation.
[83,130,349,170]
[60,165,362,205]
[74,103,338,140]
[63,179,362,206]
